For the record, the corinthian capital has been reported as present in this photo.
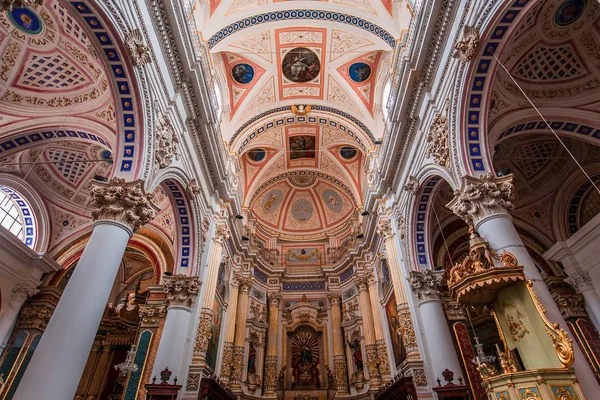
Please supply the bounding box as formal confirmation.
[565,271,594,293]
[268,292,282,306]
[12,283,39,302]
[163,274,201,309]
[376,219,394,240]
[90,178,158,233]
[447,173,514,227]
[327,292,341,305]
[409,270,444,303]
[213,223,230,245]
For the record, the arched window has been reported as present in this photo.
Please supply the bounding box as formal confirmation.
[0,186,36,247]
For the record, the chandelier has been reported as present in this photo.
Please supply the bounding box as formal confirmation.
[471,336,496,365]
[115,345,139,376]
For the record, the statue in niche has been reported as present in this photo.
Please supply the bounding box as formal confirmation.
[291,330,321,388]
[348,339,364,371]
[245,343,261,392]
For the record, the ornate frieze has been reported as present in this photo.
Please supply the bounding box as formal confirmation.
[365,343,381,383]
[220,342,234,381]
[16,305,53,331]
[90,178,158,232]
[125,29,151,66]
[409,270,444,303]
[264,355,278,393]
[426,112,449,166]
[333,355,348,391]
[376,340,391,381]
[138,305,166,328]
[448,173,514,227]
[230,345,245,387]
[552,292,587,319]
[397,214,406,240]
[404,176,420,194]
[155,117,180,169]
[453,26,480,62]
[376,219,394,240]
[194,308,213,357]
[162,275,200,309]
[397,305,419,355]
[443,301,467,321]
[413,369,428,386]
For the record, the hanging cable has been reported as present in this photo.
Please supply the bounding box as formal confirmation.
[492,52,600,195]
[432,204,453,268]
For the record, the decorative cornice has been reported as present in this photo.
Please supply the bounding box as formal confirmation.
[409,270,444,303]
[90,178,159,233]
[447,173,514,227]
[138,305,167,327]
[163,274,201,309]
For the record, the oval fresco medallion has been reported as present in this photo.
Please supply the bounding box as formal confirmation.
[291,199,313,222]
[262,190,282,213]
[340,146,358,160]
[8,8,43,35]
[247,148,266,162]
[282,47,320,83]
[323,189,343,213]
[231,63,255,84]
[554,0,588,27]
[349,62,372,83]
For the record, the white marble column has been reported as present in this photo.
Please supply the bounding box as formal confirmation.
[151,274,200,381]
[13,178,157,400]
[448,173,600,398]
[0,283,38,352]
[565,271,600,329]
[409,270,462,381]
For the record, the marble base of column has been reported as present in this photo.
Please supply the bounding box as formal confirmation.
[230,345,245,390]
[333,354,349,394]
[376,339,391,383]
[365,343,380,388]
[220,341,234,383]
[263,355,278,396]
[13,221,132,400]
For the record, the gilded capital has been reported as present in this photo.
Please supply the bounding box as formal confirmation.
[163,274,200,309]
[409,270,444,302]
[268,292,282,306]
[90,178,159,233]
[238,277,252,292]
[327,292,341,305]
[447,173,514,227]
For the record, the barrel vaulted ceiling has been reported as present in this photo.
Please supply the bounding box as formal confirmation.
[192,0,412,242]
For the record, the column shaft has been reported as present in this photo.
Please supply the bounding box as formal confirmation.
[87,344,113,398]
[367,279,391,382]
[230,281,250,389]
[14,222,132,400]
[220,280,240,382]
[264,292,281,396]
[328,293,348,394]
[0,284,37,351]
[357,280,379,386]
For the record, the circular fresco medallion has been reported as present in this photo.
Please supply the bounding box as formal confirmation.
[554,0,588,27]
[99,150,113,161]
[349,62,372,83]
[262,190,282,213]
[323,189,343,213]
[247,148,266,162]
[282,47,320,83]
[340,146,358,160]
[8,8,43,35]
[231,63,255,84]
[291,199,313,222]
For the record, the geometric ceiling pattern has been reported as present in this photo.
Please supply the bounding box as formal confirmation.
[192,0,411,243]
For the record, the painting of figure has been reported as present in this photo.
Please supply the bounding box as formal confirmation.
[349,62,372,83]
[289,135,316,159]
[282,47,321,83]
[231,63,255,84]
[385,294,406,367]
[205,300,223,370]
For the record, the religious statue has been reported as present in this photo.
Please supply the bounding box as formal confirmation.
[291,330,321,388]
[348,339,363,371]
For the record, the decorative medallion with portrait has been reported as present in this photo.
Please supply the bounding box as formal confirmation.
[291,199,313,222]
[323,189,343,213]
[8,8,43,35]
[349,62,372,83]
[246,148,266,162]
[231,63,255,84]
[340,146,358,160]
[282,47,320,83]
[289,136,316,159]
[262,190,282,213]
[554,0,588,27]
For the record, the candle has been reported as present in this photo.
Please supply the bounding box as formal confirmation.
[476,356,481,365]
[495,343,503,357]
